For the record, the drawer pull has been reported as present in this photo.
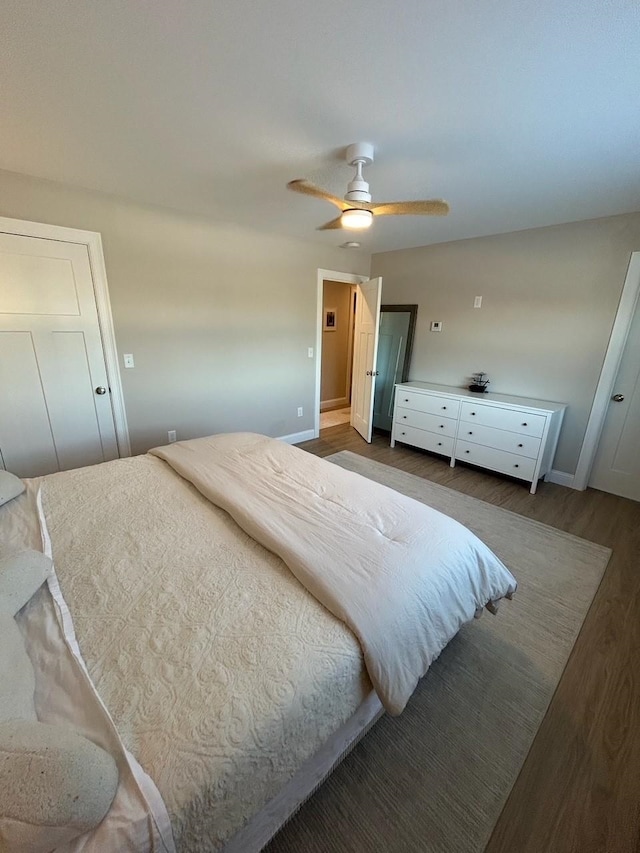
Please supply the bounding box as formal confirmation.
[465,450,470,454]
[404,398,409,402]
[521,422,528,426]
[439,424,445,429]
[438,442,442,446]
[401,431,406,435]
[514,464,519,468]
[470,412,476,416]
[402,415,407,419]
[442,406,447,410]
[468,431,473,435]
[518,443,523,447]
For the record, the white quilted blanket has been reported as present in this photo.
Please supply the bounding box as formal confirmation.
[151,433,517,716]
[37,454,370,852]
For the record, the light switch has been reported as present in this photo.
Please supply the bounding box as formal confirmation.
[430,321,443,332]
[123,353,135,368]
[474,296,483,308]
[308,347,314,358]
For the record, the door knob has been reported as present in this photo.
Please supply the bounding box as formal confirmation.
[611,393,625,402]
[95,386,107,395]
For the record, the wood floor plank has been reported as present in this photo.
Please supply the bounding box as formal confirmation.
[299,425,640,853]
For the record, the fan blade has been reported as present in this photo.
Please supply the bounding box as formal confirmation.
[287,179,350,211]
[371,199,450,217]
[317,215,344,231]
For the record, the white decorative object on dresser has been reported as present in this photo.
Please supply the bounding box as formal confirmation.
[391,381,567,494]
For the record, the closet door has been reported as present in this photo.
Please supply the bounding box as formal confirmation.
[589,288,640,501]
[0,232,119,477]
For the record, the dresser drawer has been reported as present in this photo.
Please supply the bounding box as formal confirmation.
[395,408,457,437]
[457,422,542,459]
[394,425,454,456]
[395,390,460,419]
[455,440,536,480]
[459,401,546,438]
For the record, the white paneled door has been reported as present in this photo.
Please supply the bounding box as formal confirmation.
[351,277,382,442]
[589,289,640,501]
[0,232,119,478]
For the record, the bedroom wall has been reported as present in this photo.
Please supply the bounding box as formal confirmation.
[321,280,352,408]
[371,212,640,476]
[0,169,370,455]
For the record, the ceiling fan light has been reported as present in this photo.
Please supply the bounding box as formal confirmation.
[341,209,373,230]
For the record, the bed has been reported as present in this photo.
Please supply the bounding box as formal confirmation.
[0,432,516,852]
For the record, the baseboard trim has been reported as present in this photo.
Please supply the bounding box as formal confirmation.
[277,429,315,445]
[320,397,349,412]
[546,469,577,489]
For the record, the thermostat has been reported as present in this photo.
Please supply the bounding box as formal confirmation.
[430,321,443,332]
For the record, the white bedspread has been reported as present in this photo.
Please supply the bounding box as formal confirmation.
[0,484,175,853]
[151,433,517,715]
[31,454,370,851]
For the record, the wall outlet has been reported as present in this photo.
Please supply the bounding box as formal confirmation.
[168,430,177,443]
[430,321,443,332]
[297,407,303,417]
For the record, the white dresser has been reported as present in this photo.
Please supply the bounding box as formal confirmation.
[391,381,566,494]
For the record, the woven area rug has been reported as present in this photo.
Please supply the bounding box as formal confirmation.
[265,452,611,853]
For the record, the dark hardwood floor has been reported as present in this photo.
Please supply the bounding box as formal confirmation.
[299,424,640,853]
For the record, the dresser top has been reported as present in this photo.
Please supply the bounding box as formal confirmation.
[397,381,567,413]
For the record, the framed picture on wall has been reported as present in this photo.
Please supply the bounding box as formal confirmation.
[324,308,337,331]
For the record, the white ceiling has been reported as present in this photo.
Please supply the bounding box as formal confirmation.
[2,1,639,253]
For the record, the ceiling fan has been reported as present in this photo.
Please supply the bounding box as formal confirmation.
[287,143,450,231]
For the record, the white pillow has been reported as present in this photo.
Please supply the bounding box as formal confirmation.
[0,551,119,851]
[0,720,119,853]
[0,471,25,506]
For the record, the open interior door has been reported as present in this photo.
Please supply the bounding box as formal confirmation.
[350,277,382,442]
[589,284,640,501]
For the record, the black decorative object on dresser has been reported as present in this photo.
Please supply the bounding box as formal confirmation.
[468,372,490,393]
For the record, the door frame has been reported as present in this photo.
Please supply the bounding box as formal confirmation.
[344,285,357,406]
[315,269,368,438]
[0,216,131,457]
[573,251,640,490]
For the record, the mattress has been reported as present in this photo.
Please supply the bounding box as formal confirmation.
[33,455,371,851]
[152,433,516,715]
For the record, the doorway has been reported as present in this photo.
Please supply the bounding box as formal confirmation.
[574,251,640,499]
[588,260,640,500]
[319,280,357,430]
[314,270,382,442]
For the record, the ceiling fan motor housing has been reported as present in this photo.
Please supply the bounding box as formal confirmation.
[345,142,374,203]
[346,142,374,166]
